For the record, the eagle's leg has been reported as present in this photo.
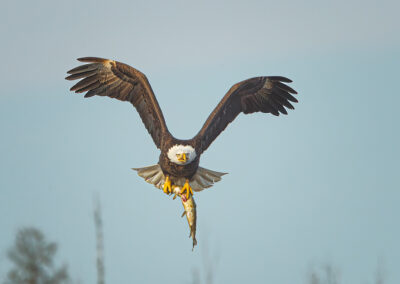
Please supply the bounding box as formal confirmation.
[163,175,172,195]
[180,179,193,200]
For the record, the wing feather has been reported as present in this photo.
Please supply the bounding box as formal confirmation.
[66,57,169,148]
[273,94,295,110]
[71,75,99,92]
[66,63,98,75]
[65,70,97,80]
[194,76,298,153]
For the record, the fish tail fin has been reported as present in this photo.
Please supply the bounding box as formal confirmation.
[192,237,197,251]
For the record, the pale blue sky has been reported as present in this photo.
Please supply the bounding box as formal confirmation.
[1,0,399,283]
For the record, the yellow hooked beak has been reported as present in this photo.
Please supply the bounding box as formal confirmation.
[177,153,187,163]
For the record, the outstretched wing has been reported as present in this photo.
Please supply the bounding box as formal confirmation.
[194,76,298,153]
[66,57,169,148]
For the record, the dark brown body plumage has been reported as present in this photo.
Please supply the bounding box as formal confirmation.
[159,138,200,180]
[66,57,298,182]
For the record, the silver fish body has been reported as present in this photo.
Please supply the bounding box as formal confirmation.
[173,186,197,249]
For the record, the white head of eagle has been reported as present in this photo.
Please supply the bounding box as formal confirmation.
[167,145,197,165]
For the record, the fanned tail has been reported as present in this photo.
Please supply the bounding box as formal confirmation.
[132,165,227,192]
[132,164,165,189]
[191,167,227,192]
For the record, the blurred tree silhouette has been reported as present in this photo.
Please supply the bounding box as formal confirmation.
[94,196,105,284]
[308,262,385,284]
[3,228,71,284]
[308,264,340,284]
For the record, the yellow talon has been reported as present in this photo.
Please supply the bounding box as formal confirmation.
[180,179,193,199]
[163,176,172,195]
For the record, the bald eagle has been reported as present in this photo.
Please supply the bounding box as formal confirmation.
[66,57,298,198]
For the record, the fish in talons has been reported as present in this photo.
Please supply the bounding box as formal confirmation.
[172,186,197,250]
